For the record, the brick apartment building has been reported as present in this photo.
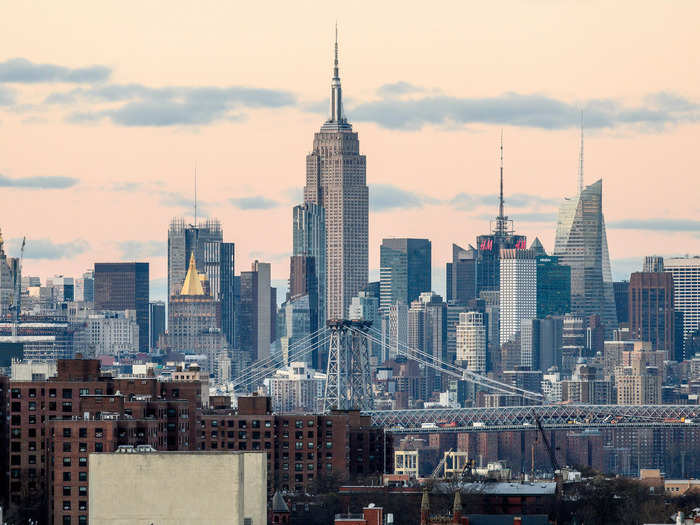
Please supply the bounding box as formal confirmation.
[6,358,202,524]
[199,395,387,494]
[2,358,387,523]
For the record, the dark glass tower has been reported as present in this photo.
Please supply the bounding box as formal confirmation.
[446,243,477,305]
[379,238,431,312]
[94,262,149,353]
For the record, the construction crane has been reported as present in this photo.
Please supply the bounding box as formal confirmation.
[533,412,560,473]
[430,448,453,479]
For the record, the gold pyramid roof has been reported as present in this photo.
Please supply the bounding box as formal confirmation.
[180,252,205,296]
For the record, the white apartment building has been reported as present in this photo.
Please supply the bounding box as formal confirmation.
[456,311,486,373]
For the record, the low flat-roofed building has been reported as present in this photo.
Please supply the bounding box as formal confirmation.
[89,449,266,525]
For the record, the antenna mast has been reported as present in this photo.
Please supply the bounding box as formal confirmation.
[194,162,197,228]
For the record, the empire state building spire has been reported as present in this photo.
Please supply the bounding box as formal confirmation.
[330,23,343,122]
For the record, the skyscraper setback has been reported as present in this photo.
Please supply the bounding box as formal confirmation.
[303,30,368,320]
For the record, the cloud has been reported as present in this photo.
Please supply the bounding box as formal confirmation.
[348,91,700,131]
[0,58,110,83]
[49,83,296,126]
[452,192,558,211]
[376,82,425,97]
[229,196,280,210]
[118,240,166,259]
[249,251,291,264]
[370,183,440,212]
[607,218,700,232]
[282,186,303,204]
[149,277,168,303]
[0,174,78,189]
[111,182,143,192]
[7,238,90,260]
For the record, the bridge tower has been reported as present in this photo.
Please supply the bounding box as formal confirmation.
[322,320,374,412]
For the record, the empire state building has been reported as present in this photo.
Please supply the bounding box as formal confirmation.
[304,30,368,320]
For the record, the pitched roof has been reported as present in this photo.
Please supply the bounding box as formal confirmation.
[180,252,205,296]
[272,491,289,513]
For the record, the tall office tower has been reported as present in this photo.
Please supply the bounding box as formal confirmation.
[456,311,486,373]
[74,270,94,303]
[47,275,74,303]
[94,262,149,352]
[613,281,630,325]
[279,295,312,366]
[380,238,431,312]
[664,257,700,348]
[536,252,571,319]
[499,249,537,345]
[381,302,408,362]
[446,303,468,363]
[520,317,563,372]
[643,255,664,273]
[629,272,675,353]
[287,255,318,366]
[412,292,447,363]
[553,179,618,334]
[446,243,477,305]
[0,229,20,318]
[292,203,326,330]
[303,32,368,320]
[165,254,228,369]
[149,301,166,351]
[239,261,273,361]
[167,217,235,345]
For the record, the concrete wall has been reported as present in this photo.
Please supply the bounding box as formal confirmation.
[89,451,266,525]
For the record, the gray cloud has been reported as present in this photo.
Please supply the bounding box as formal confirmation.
[607,218,700,232]
[229,196,280,210]
[49,83,296,127]
[376,81,425,97]
[452,192,559,211]
[0,174,78,189]
[282,186,303,204]
[348,91,700,131]
[370,183,439,212]
[111,182,143,192]
[0,58,110,84]
[0,86,15,106]
[249,251,291,264]
[8,238,90,260]
[118,240,166,259]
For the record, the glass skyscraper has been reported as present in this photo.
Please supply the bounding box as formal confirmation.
[379,238,431,312]
[292,203,326,330]
[553,179,618,335]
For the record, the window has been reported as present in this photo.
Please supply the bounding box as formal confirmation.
[63,472,71,482]
[10,455,20,465]
[62,389,73,399]
[95,428,103,438]
[63,442,71,452]
[63,501,71,510]
[11,442,20,452]
[78,472,87,482]
[79,443,87,452]
[63,428,72,438]
[295,421,303,428]
[79,457,87,467]
[11,415,20,425]
[11,401,20,412]
[11,388,20,399]
[63,516,71,525]
[79,388,89,396]
[29,401,37,411]
[28,455,36,464]
[63,457,71,467]
[63,486,71,496]
[79,486,87,497]
[29,415,36,424]
[79,501,87,511]
[49,388,56,398]
[95,443,103,453]
[79,517,87,525]
[62,402,73,412]
[252,420,260,428]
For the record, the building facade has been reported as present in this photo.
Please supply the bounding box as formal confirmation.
[665,257,700,348]
[456,311,486,373]
[629,271,675,353]
[499,249,537,345]
[446,243,477,306]
[293,203,326,331]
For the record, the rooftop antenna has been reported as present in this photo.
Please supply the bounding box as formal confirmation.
[499,129,505,225]
[194,162,197,228]
[578,111,584,194]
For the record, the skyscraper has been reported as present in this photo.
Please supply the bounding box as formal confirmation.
[629,272,675,353]
[0,229,20,319]
[239,261,273,361]
[168,218,235,345]
[536,253,571,319]
[664,257,700,347]
[292,203,326,330]
[149,301,166,351]
[380,238,431,312]
[94,262,149,353]
[303,30,368,319]
[456,311,486,373]
[446,243,477,305]
[475,136,526,294]
[643,255,665,273]
[499,249,537,345]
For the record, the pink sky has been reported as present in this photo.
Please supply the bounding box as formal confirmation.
[1,1,698,300]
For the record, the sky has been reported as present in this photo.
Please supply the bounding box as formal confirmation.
[1,1,699,302]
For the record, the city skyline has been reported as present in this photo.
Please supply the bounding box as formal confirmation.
[1,2,699,301]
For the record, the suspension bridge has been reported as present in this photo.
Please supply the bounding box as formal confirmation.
[229,320,700,432]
